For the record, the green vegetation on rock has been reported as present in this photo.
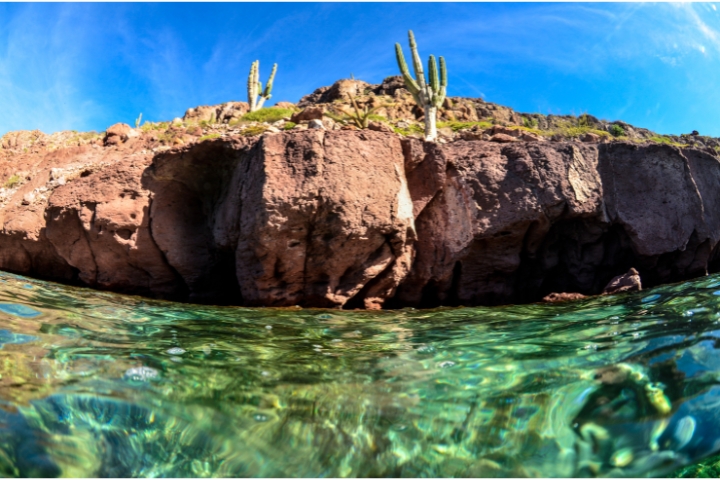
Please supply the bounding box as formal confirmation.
[241,107,293,124]
[242,125,269,136]
[4,174,21,188]
[610,124,625,137]
[199,133,221,142]
[437,120,493,132]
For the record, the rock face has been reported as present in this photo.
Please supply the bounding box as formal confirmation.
[0,130,719,308]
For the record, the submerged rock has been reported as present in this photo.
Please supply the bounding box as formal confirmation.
[603,268,642,295]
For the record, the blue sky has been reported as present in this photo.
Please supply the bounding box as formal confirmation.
[2,3,720,136]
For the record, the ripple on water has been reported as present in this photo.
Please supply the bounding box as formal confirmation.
[0,303,41,318]
[0,270,719,477]
[123,366,159,382]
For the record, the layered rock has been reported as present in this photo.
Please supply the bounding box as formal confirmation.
[0,129,719,308]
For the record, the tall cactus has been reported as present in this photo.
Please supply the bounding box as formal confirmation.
[247,60,277,112]
[395,30,447,141]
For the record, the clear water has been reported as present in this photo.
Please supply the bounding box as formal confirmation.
[2,272,720,477]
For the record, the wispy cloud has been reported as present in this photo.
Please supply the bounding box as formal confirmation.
[0,4,104,134]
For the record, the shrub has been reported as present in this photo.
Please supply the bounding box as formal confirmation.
[4,174,21,188]
[522,116,538,129]
[610,124,625,137]
[242,125,269,136]
[199,133,220,142]
[367,114,387,122]
[157,132,174,144]
[578,113,592,127]
[241,107,294,124]
[283,122,297,130]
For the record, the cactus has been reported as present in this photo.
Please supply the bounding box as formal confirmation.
[135,113,142,129]
[395,30,447,141]
[247,60,277,112]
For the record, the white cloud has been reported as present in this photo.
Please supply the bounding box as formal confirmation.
[0,4,104,135]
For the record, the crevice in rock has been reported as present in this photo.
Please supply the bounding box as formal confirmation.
[342,239,398,310]
[144,195,190,301]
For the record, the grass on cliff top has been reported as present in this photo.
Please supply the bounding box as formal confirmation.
[437,120,493,132]
[550,120,610,139]
[140,121,170,133]
[241,107,294,124]
[649,135,686,147]
[199,133,221,142]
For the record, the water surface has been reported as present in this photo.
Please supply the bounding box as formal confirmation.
[1,271,720,476]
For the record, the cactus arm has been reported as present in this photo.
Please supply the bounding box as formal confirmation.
[407,30,427,95]
[440,56,447,88]
[248,61,259,111]
[436,56,447,107]
[428,55,439,105]
[395,43,421,99]
[263,63,277,98]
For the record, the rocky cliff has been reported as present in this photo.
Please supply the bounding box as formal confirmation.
[0,124,719,308]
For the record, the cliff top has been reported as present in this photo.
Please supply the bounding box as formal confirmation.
[0,76,717,161]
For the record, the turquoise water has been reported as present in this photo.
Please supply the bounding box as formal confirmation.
[1,272,720,477]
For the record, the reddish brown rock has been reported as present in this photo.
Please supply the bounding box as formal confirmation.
[0,126,718,309]
[290,106,324,123]
[104,123,133,146]
[233,130,415,309]
[490,133,518,143]
[581,132,601,143]
[542,292,587,302]
[368,121,394,134]
[602,268,642,294]
[394,142,605,306]
[46,154,183,297]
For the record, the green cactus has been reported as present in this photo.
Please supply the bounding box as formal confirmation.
[134,113,142,129]
[247,60,277,112]
[395,30,447,141]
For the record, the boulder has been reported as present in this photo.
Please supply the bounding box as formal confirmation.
[603,268,642,294]
[490,133,518,143]
[372,76,407,96]
[298,79,371,106]
[581,132,601,143]
[542,292,587,302]
[490,125,520,137]
[182,105,217,124]
[291,106,324,123]
[368,121,394,134]
[104,123,133,146]
[216,102,249,123]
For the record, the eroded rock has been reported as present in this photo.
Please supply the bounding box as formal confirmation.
[0,129,716,309]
